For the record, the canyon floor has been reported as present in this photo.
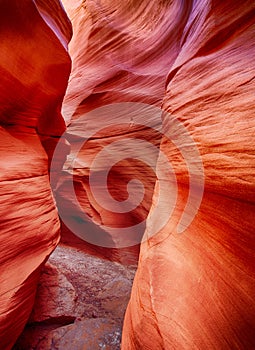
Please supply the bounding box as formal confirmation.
[14,245,136,350]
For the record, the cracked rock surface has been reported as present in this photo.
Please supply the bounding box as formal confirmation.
[14,245,136,350]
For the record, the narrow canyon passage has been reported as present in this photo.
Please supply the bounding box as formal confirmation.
[0,0,255,349]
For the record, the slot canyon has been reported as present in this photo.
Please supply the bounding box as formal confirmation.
[0,0,254,349]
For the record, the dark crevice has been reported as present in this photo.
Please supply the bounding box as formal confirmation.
[29,316,76,327]
[196,7,255,57]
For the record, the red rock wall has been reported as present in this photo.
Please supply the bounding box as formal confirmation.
[0,1,72,349]
[57,0,193,263]
[122,0,255,348]
[59,1,255,346]
[61,0,189,121]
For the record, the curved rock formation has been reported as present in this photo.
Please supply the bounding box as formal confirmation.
[56,0,192,262]
[122,0,255,348]
[0,1,72,348]
[61,0,189,121]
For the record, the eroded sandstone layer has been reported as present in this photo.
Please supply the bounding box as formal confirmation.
[0,1,72,348]
[59,0,255,348]
[122,0,255,349]
[54,0,190,263]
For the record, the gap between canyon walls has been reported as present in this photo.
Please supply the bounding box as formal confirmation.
[11,0,184,348]
[55,0,193,264]
[13,0,199,348]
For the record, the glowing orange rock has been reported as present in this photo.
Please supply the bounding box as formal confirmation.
[122,0,255,348]
[0,1,71,348]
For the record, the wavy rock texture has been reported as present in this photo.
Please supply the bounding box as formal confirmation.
[61,0,189,121]
[5,0,253,348]
[56,0,193,263]
[61,0,255,348]
[0,1,72,349]
[122,0,255,349]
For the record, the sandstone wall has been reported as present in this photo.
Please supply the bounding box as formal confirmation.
[0,1,72,348]
[58,0,193,262]
[58,1,255,346]
[122,0,255,348]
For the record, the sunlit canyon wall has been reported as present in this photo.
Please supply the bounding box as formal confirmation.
[0,1,72,348]
[62,0,255,348]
